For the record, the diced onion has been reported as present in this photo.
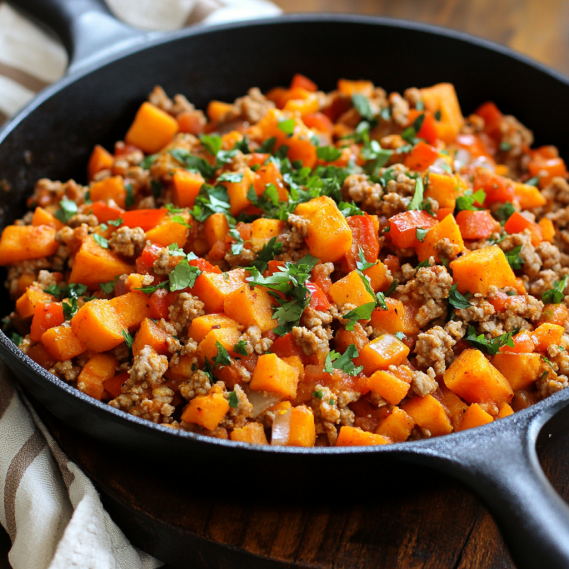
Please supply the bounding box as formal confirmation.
[271,408,291,446]
[247,390,281,419]
[454,149,471,171]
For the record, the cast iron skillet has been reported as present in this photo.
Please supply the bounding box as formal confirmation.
[3,1,569,567]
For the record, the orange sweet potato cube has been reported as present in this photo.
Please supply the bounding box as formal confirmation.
[224,284,276,333]
[145,219,189,248]
[444,348,514,404]
[230,422,269,445]
[363,260,391,293]
[416,214,464,262]
[88,144,114,181]
[70,236,135,288]
[125,102,178,154]
[189,313,241,343]
[109,291,151,330]
[166,354,197,381]
[197,327,242,364]
[401,394,453,436]
[132,317,170,357]
[41,326,86,361]
[532,323,565,352]
[32,207,64,230]
[288,405,316,447]
[250,353,300,399]
[355,334,410,376]
[250,218,286,250]
[181,392,230,431]
[90,176,127,208]
[27,342,56,370]
[172,169,205,208]
[376,407,415,443]
[0,225,58,265]
[295,196,353,262]
[457,403,494,431]
[222,168,256,216]
[16,287,56,319]
[513,182,547,209]
[336,426,390,446]
[366,370,410,405]
[420,83,464,143]
[449,245,517,295]
[491,352,542,391]
[424,172,458,209]
[71,299,125,352]
[77,353,118,400]
[370,298,405,335]
[497,402,514,419]
[203,213,230,248]
[329,270,375,308]
[193,269,246,313]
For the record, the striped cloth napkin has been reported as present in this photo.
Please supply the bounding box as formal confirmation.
[0,1,281,568]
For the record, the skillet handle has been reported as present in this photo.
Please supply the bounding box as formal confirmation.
[9,0,147,74]
[432,403,569,569]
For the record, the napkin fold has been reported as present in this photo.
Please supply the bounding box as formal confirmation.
[0,1,281,567]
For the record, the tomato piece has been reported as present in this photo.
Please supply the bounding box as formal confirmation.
[271,333,319,366]
[137,243,162,274]
[389,210,438,249]
[474,102,504,140]
[149,288,169,320]
[30,302,64,342]
[474,168,515,205]
[504,211,542,246]
[303,112,334,133]
[306,281,330,312]
[456,210,500,240]
[344,214,380,272]
[404,141,439,171]
[121,209,167,231]
[189,257,221,274]
[290,73,318,92]
[89,201,125,223]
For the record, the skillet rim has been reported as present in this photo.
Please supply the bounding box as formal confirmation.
[2,12,569,456]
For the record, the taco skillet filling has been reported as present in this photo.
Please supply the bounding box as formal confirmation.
[2,75,569,447]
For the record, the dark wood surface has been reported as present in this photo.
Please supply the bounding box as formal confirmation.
[3,1,569,567]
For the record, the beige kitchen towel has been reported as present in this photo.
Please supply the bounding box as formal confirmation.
[0,2,281,568]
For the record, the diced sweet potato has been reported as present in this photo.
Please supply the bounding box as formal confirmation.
[132,317,170,356]
[125,102,178,154]
[181,392,230,431]
[230,422,269,445]
[497,402,514,419]
[250,218,286,250]
[288,405,316,447]
[336,426,390,446]
[0,225,58,265]
[32,207,64,230]
[457,403,493,431]
[172,169,205,208]
[424,172,458,209]
[193,269,246,313]
[355,334,410,376]
[401,394,453,436]
[329,270,375,308]
[145,220,189,248]
[203,213,229,248]
[532,323,565,352]
[389,210,438,249]
[491,352,542,391]
[420,83,464,143]
[514,182,547,209]
[109,292,151,330]
[189,313,241,343]
[363,261,390,292]
[77,353,118,400]
[166,354,197,382]
[27,342,56,370]
[366,370,410,405]
[370,298,406,335]
[41,326,86,361]
[88,144,114,181]
[294,196,352,262]
[197,327,241,364]
[250,353,300,399]
[70,236,135,288]
[539,218,556,242]
[16,287,56,319]
[416,214,464,262]
[30,301,64,341]
[437,386,468,429]
[90,176,127,208]
[376,407,415,443]
[444,348,514,404]
[71,299,125,352]
[449,245,517,295]
[223,168,256,216]
[224,284,276,333]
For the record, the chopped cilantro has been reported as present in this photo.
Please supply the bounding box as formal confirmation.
[415,101,425,111]
[151,180,163,199]
[100,277,118,294]
[343,302,376,331]
[316,146,342,162]
[313,390,324,399]
[11,332,22,346]
[455,189,486,212]
[525,176,540,187]
[54,198,78,224]
[496,202,516,223]
[170,215,191,228]
[140,154,158,169]
[505,245,524,270]
[506,290,516,296]
[277,118,296,137]
[165,203,184,214]
[361,139,392,176]
[416,227,429,242]
[213,341,231,368]
[136,281,169,294]
[93,233,109,249]
[543,356,554,368]
[169,148,217,179]
[249,237,283,273]
[465,326,515,355]
[542,274,568,304]
[192,184,232,222]
[229,228,245,255]
[44,284,62,297]
[324,344,364,377]
[386,280,398,296]
[329,399,336,405]
[125,183,134,207]
[338,201,364,217]
[168,243,186,257]
[169,258,201,291]
[62,297,79,320]
[228,391,239,408]
[401,113,425,144]
[217,172,244,183]
[407,176,425,211]
[356,246,376,271]
[200,134,222,156]
[395,332,407,341]
[499,141,512,151]
[351,94,374,121]
[122,329,134,350]
[448,284,471,309]
[233,340,249,356]
[258,137,277,154]
[108,217,123,227]
[434,109,442,121]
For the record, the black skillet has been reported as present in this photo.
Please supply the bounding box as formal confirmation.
[3,1,569,567]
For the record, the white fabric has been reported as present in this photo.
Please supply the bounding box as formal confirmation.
[0,1,281,567]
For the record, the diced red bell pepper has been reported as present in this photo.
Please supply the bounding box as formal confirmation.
[246,153,271,168]
[343,214,380,272]
[383,254,400,275]
[455,133,496,158]
[474,102,504,140]
[114,142,140,157]
[456,210,500,240]
[303,112,334,133]
[437,207,453,221]
[271,332,319,366]
[404,141,439,171]
[30,302,64,342]
[89,201,125,223]
[306,281,330,312]
[389,210,438,249]
[499,330,535,353]
[265,260,285,277]
[503,211,542,246]
[189,257,221,274]
[474,168,515,205]
[290,73,318,92]
[136,243,162,274]
[149,288,170,320]
[121,209,167,231]
[407,110,438,145]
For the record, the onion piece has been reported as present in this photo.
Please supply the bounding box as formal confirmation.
[454,148,471,171]
[246,390,281,419]
[271,408,291,446]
